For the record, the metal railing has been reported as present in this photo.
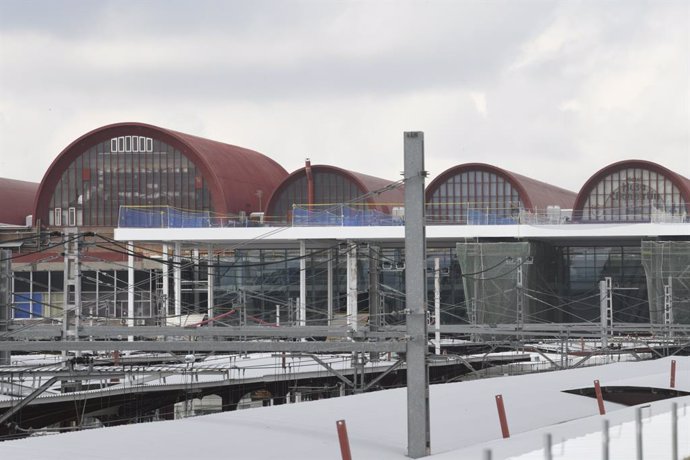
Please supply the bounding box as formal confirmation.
[117,205,689,229]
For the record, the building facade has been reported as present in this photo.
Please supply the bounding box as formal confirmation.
[2,123,688,332]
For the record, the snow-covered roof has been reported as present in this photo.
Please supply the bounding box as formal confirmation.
[0,356,687,459]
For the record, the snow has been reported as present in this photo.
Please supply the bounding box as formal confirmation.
[0,357,687,459]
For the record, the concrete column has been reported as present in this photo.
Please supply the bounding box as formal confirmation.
[299,240,306,327]
[404,131,430,458]
[327,250,334,326]
[347,241,358,331]
[162,244,169,323]
[434,257,441,355]
[207,245,214,326]
[0,250,10,365]
[192,248,200,310]
[174,242,182,326]
[369,245,380,362]
[128,241,135,341]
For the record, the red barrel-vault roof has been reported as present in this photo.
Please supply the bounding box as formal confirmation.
[33,122,289,225]
[0,177,39,225]
[426,163,577,210]
[265,164,404,215]
[573,159,690,213]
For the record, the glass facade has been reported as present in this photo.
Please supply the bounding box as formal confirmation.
[427,170,523,224]
[47,136,212,227]
[268,172,365,221]
[12,269,155,321]
[11,244,655,326]
[546,245,649,323]
[215,248,350,325]
[213,246,468,326]
[580,167,687,222]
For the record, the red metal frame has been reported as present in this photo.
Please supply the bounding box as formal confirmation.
[495,394,510,438]
[594,379,606,415]
[336,419,353,460]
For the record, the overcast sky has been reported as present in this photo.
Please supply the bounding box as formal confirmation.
[0,0,688,192]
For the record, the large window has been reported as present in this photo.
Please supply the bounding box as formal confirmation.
[269,172,364,221]
[551,246,648,323]
[47,138,212,226]
[427,170,523,224]
[580,168,687,222]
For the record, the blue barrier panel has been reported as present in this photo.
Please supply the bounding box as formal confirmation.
[168,208,210,228]
[342,206,364,226]
[293,208,343,226]
[467,209,517,225]
[13,292,41,318]
[120,207,166,228]
[293,206,402,226]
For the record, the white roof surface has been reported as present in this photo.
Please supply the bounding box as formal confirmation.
[0,356,687,459]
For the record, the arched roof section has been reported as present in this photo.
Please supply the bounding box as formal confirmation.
[425,163,576,224]
[265,164,404,221]
[33,122,288,226]
[0,177,39,225]
[573,160,690,222]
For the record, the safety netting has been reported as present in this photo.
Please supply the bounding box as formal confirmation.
[456,242,533,326]
[641,241,690,324]
[466,209,519,225]
[292,206,403,226]
[118,207,211,228]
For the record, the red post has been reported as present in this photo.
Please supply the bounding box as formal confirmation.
[594,380,606,415]
[336,419,353,460]
[495,394,510,438]
[580,337,585,352]
[670,359,676,388]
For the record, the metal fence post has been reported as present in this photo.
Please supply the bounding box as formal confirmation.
[336,419,352,460]
[671,402,678,460]
[544,432,552,460]
[670,359,677,388]
[602,418,609,460]
[636,407,643,460]
[594,380,606,415]
[495,394,510,438]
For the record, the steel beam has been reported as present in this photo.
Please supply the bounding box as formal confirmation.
[0,340,406,354]
[0,376,59,426]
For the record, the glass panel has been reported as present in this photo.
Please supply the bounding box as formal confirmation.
[45,137,214,226]
[580,167,686,222]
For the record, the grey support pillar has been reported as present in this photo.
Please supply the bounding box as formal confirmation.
[434,257,441,356]
[299,240,307,327]
[63,229,82,358]
[327,250,334,326]
[404,131,430,458]
[162,244,169,323]
[193,248,200,309]
[0,250,10,365]
[369,245,380,330]
[127,241,135,341]
[370,245,380,361]
[599,277,612,350]
[347,241,358,331]
[174,243,182,326]
[207,245,214,325]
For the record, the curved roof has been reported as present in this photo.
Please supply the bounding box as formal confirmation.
[33,122,288,223]
[0,177,39,225]
[573,159,690,213]
[426,163,577,209]
[265,164,404,214]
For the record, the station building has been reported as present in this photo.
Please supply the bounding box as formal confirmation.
[7,122,288,321]
[2,122,689,334]
[0,178,39,227]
